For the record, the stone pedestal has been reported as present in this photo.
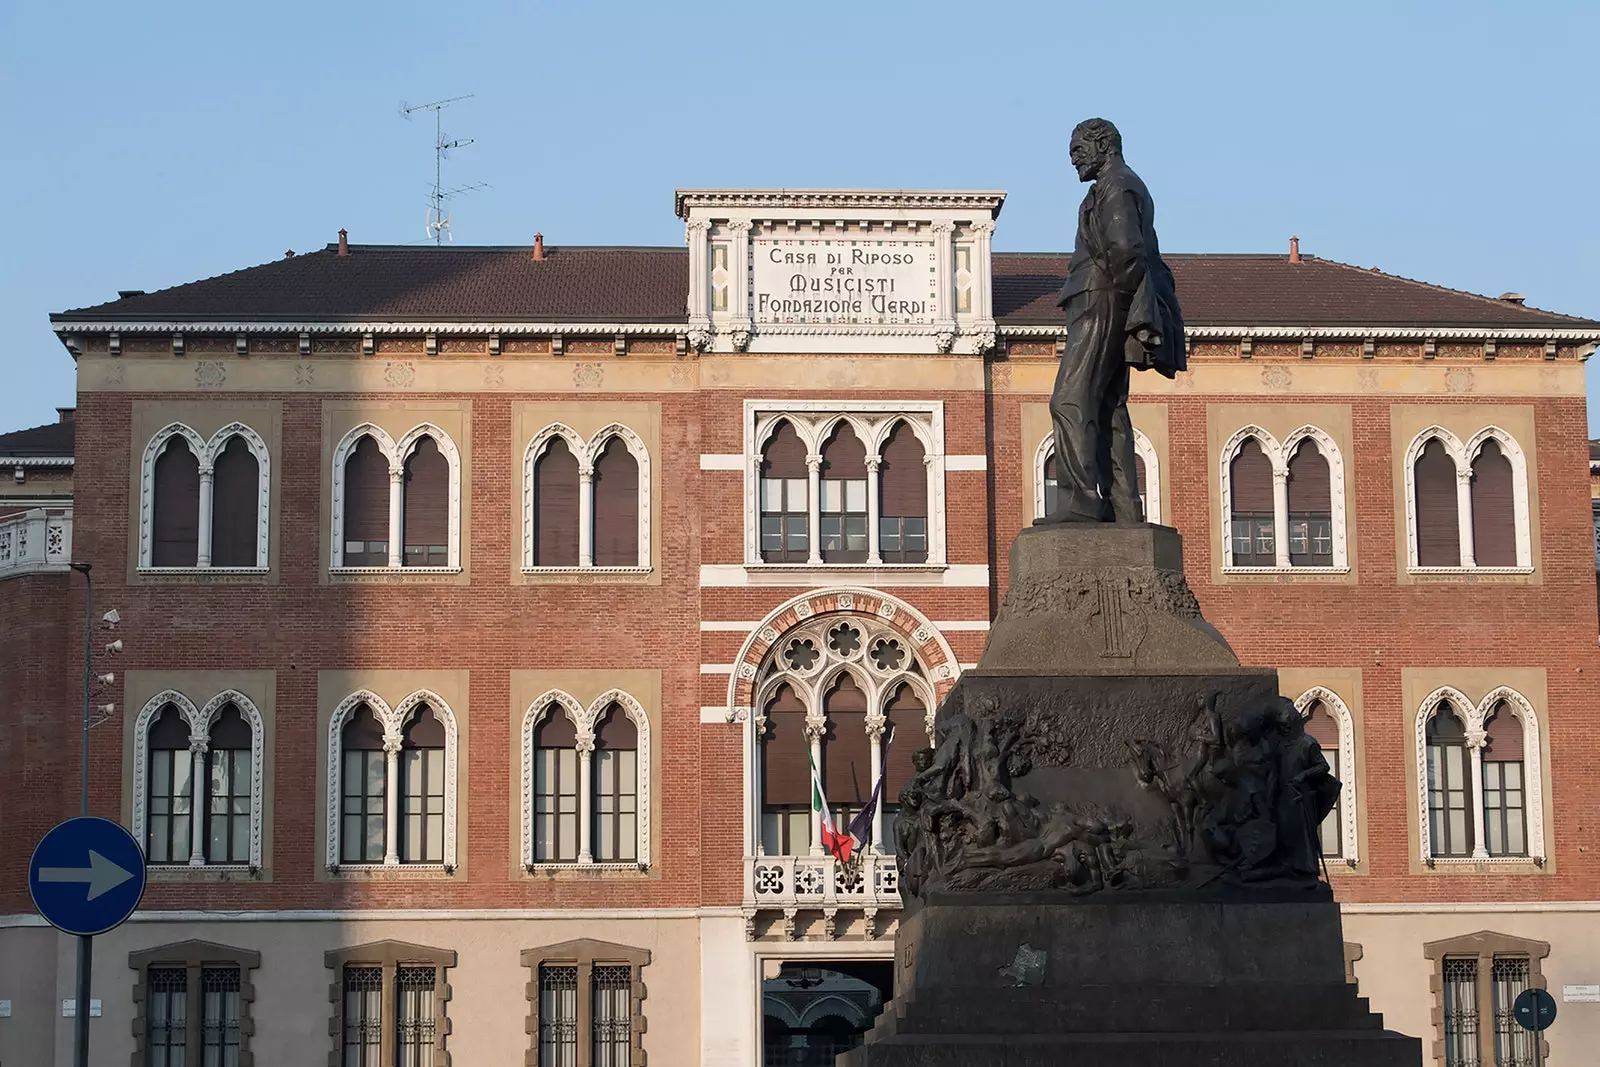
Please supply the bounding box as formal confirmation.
[847,524,1420,1065]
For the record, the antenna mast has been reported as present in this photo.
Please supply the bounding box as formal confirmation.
[400,94,487,244]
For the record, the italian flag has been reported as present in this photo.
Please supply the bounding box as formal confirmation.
[808,745,855,863]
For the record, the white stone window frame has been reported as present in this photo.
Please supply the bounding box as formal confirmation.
[748,613,939,858]
[520,688,652,870]
[325,689,460,871]
[329,422,462,572]
[1218,424,1350,573]
[138,421,271,571]
[743,400,947,570]
[1293,686,1360,865]
[1414,685,1546,865]
[131,688,266,870]
[522,422,652,573]
[1034,429,1161,524]
[1403,425,1533,573]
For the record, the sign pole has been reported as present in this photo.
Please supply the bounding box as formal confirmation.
[69,562,93,1067]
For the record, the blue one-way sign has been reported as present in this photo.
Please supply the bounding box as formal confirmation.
[29,817,147,936]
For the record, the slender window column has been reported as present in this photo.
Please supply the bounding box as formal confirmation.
[577,735,595,864]
[1455,467,1477,567]
[387,468,404,568]
[806,455,823,566]
[806,723,824,856]
[1466,728,1489,860]
[383,737,401,865]
[187,739,208,866]
[865,458,883,565]
[1272,466,1291,569]
[578,465,595,568]
[196,469,214,567]
[868,724,885,850]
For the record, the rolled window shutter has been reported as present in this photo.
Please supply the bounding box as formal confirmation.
[1481,702,1524,761]
[761,421,808,478]
[149,704,192,749]
[401,703,445,748]
[402,436,450,555]
[1471,440,1517,567]
[1287,440,1332,514]
[1044,452,1056,482]
[592,437,640,567]
[1301,699,1340,748]
[534,438,580,566]
[343,437,391,541]
[821,423,867,478]
[1133,454,1146,500]
[152,436,201,566]
[1414,439,1461,567]
[823,674,871,805]
[341,705,386,750]
[594,702,638,749]
[881,684,926,801]
[208,704,252,749]
[1427,704,1467,742]
[209,435,260,567]
[1229,438,1274,513]
[879,422,927,517]
[761,685,811,806]
[534,710,578,749]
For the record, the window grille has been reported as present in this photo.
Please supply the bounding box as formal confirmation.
[538,965,579,1067]
[1442,957,1481,1067]
[341,966,383,1067]
[592,965,633,1067]
[147,966,188,1067]
[396,965,438,1067]
[1491,957,1534,1067]
[200,965,242,1067]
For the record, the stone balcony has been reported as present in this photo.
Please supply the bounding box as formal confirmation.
[0,507,71,579]
[744,851,901,942]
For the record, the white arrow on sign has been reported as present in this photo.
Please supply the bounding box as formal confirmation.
[38,850,135,901]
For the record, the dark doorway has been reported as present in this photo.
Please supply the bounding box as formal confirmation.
[761,960,893,1066]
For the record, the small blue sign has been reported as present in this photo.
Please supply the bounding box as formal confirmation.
[29,817,147,937]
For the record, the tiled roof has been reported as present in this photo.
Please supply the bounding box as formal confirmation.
[54,245,1599,330]
[1589,439,1600,463]
[0,419,74,459]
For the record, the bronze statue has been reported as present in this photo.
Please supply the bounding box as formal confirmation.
[1038,118,1185,525]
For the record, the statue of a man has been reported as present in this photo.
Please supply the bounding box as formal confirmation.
[1037,118,1185,524]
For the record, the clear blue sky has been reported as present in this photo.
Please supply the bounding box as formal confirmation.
[3,1,1597,433]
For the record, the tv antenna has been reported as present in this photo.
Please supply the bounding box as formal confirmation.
[400,94,488,243]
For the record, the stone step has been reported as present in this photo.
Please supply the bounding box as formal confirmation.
[838,1028,1423,1067]
[866,984,1385,1038]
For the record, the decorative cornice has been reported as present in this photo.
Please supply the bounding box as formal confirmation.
[1000,324,1600,343]
[53,320,686,337]
[0,455,72,467]
[675,188,1006,218]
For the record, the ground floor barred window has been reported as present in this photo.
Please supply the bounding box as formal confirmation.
[525,939,650,1067]
[131,941,259,1067]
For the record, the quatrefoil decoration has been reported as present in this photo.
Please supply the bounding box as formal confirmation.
[827,623,862,657]
[869,638,905,671]
[783,638,819,671]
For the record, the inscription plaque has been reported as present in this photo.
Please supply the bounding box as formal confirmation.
[751,237,938,325]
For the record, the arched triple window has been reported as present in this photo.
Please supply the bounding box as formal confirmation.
[327,691,459,869]
[140,422,271,570]
[1406,427,1531,571]
[753,613,936,857]
[750,406,944,567]
[133,690,266,869]
[1416,687,1543,864]
[1036,428,1160,524]
[525,424,651,571]
[1294,687,1358,864]
[332,424,462,571]
[521,690,651,868]
[1220,426,1347,571]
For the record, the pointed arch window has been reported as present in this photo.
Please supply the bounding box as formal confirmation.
[592,703,638,863]
[1219,426,1348,571]
[525,425,651,572]
[332,425,461,571]
[592,438,640,567]
[1407,427,1532,572]
[819,424,869,563]
[399,703,447,864]
[1038,429,1159,525]
[761,421,811,563]
[532,709,580,864]
[133,690,266,870]
[1480,702,1526,857]
[822,672,872,832]
[141,423,271,571]
[533,437,581,567]
[329,692,459,870]
[880,682,926,855]
[1417,687,1545,865]
[760,684,812,856]
[879,422,928,564]
[1427,704,1474,858]
[1229,437,1276,567]
[1301,699,1343,857]
[1286,439,1333,567]
[340,705,388,865]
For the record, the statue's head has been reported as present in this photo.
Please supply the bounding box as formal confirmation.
[1070,118,1122,181]
[911,748,934,772]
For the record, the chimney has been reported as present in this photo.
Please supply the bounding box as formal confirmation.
[56,407,75,424]
[532,232,545,261]
[1498,292,1527,305]
[1288,236,1301,264]
[337,228,349,257]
